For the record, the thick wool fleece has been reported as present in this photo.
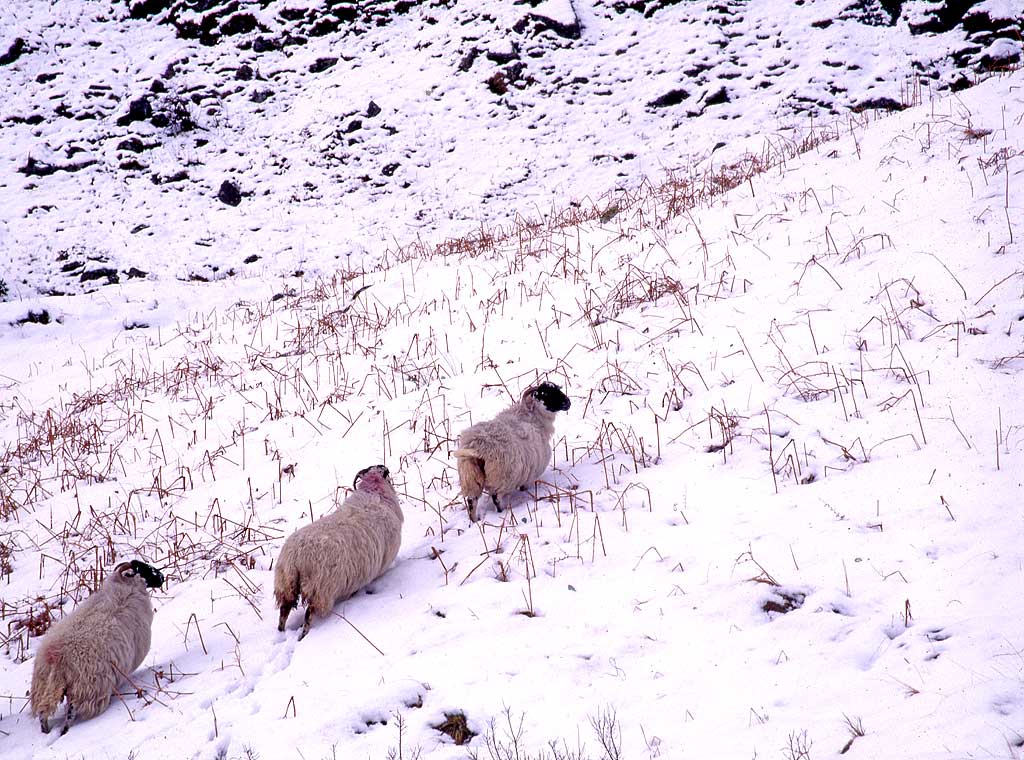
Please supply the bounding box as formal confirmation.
[30,567,155,730]
[274,470,403,632]
[454,391,561,521]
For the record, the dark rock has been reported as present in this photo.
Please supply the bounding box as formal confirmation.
[117,137,156,153]
[648,88,689,108]
[366,100,381,118]
[487,72,508,95]
[60,261,84,273]
[128,0,175,19]
[80,268,119,284]
[704,86,731,107]
[513,12,581,40]
[253,36,280,53]
[487,46,521,65]
[36,72,57,83]
[949,74,973,91]
[116,96,152,126]
[18,157,97,177]
[909,0,975,34]
[151,79,167,93]
[151,169,189,184]
[218,179,242,206]
[308,16,342,36]
[250,89,273,103]
[309,57,338,73]
[243,254,259,264]
[120,159,147,171]
[853,96,904,111]
[837,0,901,26]
[382,162,399,177]
[344,118,362,133]
[14,310,51,326]
[236,64,254,80]
[5,114,44,125]
[125,267,148,279]
[174,13,221,46]
[459,48,481,72]
[222,13,259,36]
[0,37,26,66]
[152,97,197,133]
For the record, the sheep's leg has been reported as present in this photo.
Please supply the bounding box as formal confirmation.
[39,715,50,734]
[298,607,313,640]
[60,701,74,736]
[491,492,503,512]
[466,495,479,523]
[278,600,295,632]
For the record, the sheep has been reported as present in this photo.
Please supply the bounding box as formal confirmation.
[30,559,164,735]
[274,464,403,640]
[453,381,571,522]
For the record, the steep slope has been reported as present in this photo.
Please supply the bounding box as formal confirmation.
[0,66,1021,760]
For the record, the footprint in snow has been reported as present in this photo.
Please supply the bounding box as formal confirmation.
[922,627,951,661]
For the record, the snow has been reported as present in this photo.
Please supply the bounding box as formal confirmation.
[1,1,1021,297]
[1,2,1024,759]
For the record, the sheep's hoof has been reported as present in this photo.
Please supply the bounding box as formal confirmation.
[466,497,479,522]
[491,494,503,512]
[298,608,313,640]
[278,603,294,632]
[40,717,50,734]
[62,702,74,735]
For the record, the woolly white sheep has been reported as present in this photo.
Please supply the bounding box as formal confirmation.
[274,464,403,639]
[453,381,571,522]
[30,559,164,735]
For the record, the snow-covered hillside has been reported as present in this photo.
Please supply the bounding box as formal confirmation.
[0,0,1021,295]
[1,3,1023,760]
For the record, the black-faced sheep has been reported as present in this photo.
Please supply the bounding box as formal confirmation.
[453,381,571,522]
[274,465,403,640]
[30,559,164,734]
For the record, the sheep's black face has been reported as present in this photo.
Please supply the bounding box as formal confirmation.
[129,560,165,588]
[353,464,391,489]
[532,382,571,413]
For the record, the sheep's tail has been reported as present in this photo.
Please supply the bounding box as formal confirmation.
[30,649,66,723]
[453,449,486,494]
[274,558,300,610]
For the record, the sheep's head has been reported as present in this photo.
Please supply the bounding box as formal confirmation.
[527,382,571,413]
[115,560,164,589]
[353,464,391,491]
